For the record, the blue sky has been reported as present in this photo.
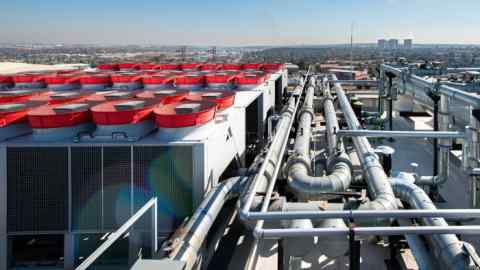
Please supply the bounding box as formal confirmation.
[2,0,480,45]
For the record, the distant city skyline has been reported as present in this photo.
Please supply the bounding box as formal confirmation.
[2,0,480,46]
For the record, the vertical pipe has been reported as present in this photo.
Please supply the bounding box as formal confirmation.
[471,110,480,169]
[437,93,451,187]
[464,126,474,171]
[465,125,476,208]
[151,199,158,257]
[433,96,439,177]
[387,75,393,132]
[468,108,480,208]
[378,68,385,115]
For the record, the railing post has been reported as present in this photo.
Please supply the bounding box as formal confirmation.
[151,198,158,257]
[64,233,75,270]
[278,239,285,270]
[349,226,361,270]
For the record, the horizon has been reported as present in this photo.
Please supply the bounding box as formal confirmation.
[3,42,480,48]
[2,0,480,46]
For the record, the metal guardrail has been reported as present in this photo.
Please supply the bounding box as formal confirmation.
[75,197,158,270]
[336,129,465,139]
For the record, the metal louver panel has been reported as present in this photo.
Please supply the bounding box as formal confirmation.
[133,146,193,232]
[7,147,68,232]
[103,146,131,230]
[71,147,102,231]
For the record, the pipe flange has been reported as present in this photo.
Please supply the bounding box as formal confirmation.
[284,153,312,176]
[298,106,315,120]
[327,152,353,173]
[281,104,295,116]
[322,95,334,103]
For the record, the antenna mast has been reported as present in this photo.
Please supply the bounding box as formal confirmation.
[350,22,354,80]
[177,46,187,62]
[207,46,217,62]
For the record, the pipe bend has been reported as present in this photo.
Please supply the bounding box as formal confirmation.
[326,152,352,172]
[391,178,478,270]
[287,158,352,200]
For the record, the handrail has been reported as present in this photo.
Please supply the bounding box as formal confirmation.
[75,197,158,270]
[381,63,480,107]
[336,129,465,139]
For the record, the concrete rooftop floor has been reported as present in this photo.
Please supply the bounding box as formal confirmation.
[213,111,480,270]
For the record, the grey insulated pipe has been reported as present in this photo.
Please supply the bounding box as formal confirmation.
[240,92,298,213]
[287,84,352,200]
[241,77,308,270]
[332,77,397,211]
[323,84,341,155]
[169,176,245,270]
[391,178,477,270]
[437,93,451,186]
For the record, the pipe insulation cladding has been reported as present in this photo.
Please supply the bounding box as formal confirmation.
[286,83,352,201]
[332,76,398,211]
[391,178,478,270]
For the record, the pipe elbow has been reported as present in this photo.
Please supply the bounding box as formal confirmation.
[253,227,264,239]
[238,207,249,221]
[287,160,352,200]
[442,242,474,270]
[359,198,398,211]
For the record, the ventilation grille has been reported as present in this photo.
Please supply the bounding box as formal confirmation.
[71,147,102,231]
[103,146,131,230]
[7,145,194,233]
[133,146,193,232]
[7,147,68,232]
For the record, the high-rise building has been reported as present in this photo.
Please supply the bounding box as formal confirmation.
[388,39,399,50]
[404,39,413,49]
[377,39,387,49]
